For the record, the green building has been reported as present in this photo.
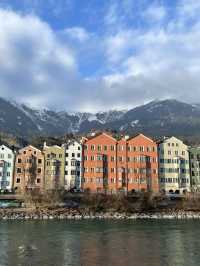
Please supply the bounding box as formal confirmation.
[189,147,200,192]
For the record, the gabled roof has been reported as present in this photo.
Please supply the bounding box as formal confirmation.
[83,132,117,142]
[0,144,14,152]
[63,139,81,146]
[160,136,184,144]
[44,145,63,149]
[127,133,155,143]
[19,145,42,153]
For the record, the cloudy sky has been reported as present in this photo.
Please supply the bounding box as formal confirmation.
[0,0,199,112]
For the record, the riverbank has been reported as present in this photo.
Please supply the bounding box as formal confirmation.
[1,208,200,220]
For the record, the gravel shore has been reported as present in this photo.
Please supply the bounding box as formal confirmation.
[1,208,200,220]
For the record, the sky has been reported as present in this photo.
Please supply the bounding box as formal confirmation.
[0,0,200,112]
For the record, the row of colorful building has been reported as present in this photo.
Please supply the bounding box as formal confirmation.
[0,132,200,194]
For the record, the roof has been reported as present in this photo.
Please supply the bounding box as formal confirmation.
[83,132,117,142]
[126,133,155,143]
[19,145,42,153]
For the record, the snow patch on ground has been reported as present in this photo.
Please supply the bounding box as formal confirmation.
[131,120,139,127]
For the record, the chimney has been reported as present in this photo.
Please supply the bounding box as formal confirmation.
[124,135,129,140]
[43,141,47,149]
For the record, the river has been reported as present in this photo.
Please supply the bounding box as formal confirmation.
[0,220,199,266]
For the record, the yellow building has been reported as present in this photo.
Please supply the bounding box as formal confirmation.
[43,144,65,190]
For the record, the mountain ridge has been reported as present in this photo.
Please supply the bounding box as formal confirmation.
[0,97,200,138]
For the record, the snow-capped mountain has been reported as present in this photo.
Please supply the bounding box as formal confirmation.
[1,97,200,138]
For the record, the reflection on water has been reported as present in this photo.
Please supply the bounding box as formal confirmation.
[0,220,199,266]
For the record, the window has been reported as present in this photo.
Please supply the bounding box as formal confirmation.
[72,153,75,158]
[8,154,12,159]
[0,154,4,159]
[18,158,22,163]
[37,178,41,183]
[96,167,103,173]
[77,153,80,158]
[104,145,107,151]
[84,156,88,160]
[97,155,103,161]
[111,168,115,173]
[38,159,42,164]
[118,156,123,162]
[97,145,101,151]
[91,145,95,151]
[91,156,95,161]
[7,172,10,177]
[16,178,20,183]
[71,161,76,166]
[84,145,88,150]
[66,153,69,157]
[110,156,115,162]
[84,168,88,173]
[17,168,21,173]
[147,147,151,152]
[110,145,115,151]
[71,170,76,175]
[23,151,26,154]
[78,146,81,150]
[38,168,42,174]
[140,146,144,152]
[91,168,95,173]
[59,154,62,158]
[65,161,68,166]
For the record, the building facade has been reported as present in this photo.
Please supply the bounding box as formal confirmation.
[82,132,159,193]
[0,145,15,192]
[62,140,82,190]
[43,144,65,190]
[82,132,117,193]
[158,136,190,193]
[189,147,200,192]
[13,145,44,192]
[126,134,159,193]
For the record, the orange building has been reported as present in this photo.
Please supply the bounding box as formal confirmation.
[82,133,159,193]
[126,134,159,192]
[13,145,45,193]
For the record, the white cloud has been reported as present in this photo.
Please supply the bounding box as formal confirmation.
[0,9,76,108]
[62,27,89,42]
[1,1,200,113]
[143,3,166,22]
[101,0,200,109]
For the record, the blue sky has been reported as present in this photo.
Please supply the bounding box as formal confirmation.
[0,0,200,111]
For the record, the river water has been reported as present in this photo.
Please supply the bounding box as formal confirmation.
[0,220,200,266]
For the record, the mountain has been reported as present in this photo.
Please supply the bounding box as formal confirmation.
[0,98,200,138]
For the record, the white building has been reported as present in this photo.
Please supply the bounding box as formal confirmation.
[158,136,190,193]
[0,145,15,192]
[62,140,82,190]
